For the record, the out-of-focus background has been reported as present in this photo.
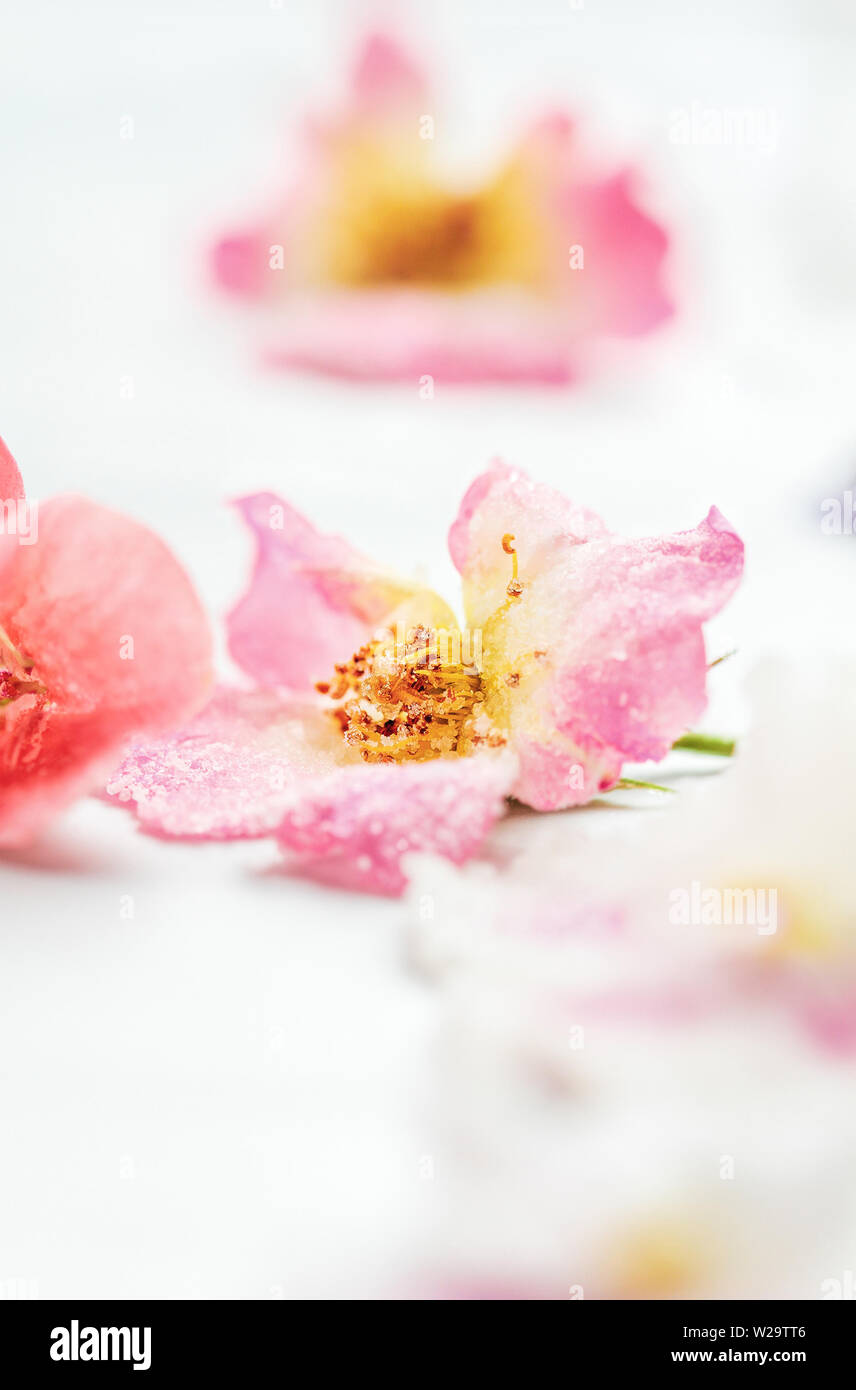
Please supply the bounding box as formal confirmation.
[0,0,854,1298]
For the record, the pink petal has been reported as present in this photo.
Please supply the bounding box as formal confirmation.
[277,752,516,896]
[448,457,607,597]
[552,507,744,767]
[0,435,24,501]
[211,231,272,298]
[105,685,347,839]
[209,38,672,384]
[227,491,421,692]
[449,463,744,810]
[555,170,673,338]
[791,988,856,1057]
[210,33,428,306]
[1,496,211,722]
[0,496,212,845]
[1,709,151,849]
[512,734,622,808]
[350,31,428,119]
[261,290,580,385]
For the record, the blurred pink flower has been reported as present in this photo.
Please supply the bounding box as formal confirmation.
[211,32,673,384]
[106,462,742,894]
[0,441,213,847]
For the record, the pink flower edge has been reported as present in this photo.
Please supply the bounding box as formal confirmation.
[276,752,517,897]
[105,685,344,841]
[1,491,212,847]
[449,460,744,809]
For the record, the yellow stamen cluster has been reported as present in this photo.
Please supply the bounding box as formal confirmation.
[340,193,484,289]
[318,536,531,764]
[317,625,504,764]
[306,142,550,294]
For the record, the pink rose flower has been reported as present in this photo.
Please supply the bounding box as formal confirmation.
[0,434,24,501]
[211,32,672,384]
[106,461,742,895]
[0,439,212,847]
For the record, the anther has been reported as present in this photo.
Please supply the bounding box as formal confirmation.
[502,533,522,597]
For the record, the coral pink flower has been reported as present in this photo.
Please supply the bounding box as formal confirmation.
[211,32,672,384]
[0,442,212,847]
[0,435,24,501]
[106,462,742,894]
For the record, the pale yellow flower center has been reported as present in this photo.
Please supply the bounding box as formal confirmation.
[317,538,528,762]
[301,138,551,292]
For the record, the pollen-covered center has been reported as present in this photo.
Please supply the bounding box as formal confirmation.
[317,624,504,763]
[306,143,550,293]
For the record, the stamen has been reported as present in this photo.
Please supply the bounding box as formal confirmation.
[0,622,33,673]
[318,627,503,762]
[0,626,46,712]
[502,533,523,598]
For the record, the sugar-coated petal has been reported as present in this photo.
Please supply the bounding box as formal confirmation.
[0,496,211,722]
[105,685,349,839]
[227,491,455,692]
[449,458,607,619]
[549,507,745,767]
[0,709,148,849]
[449,463,744,809]
[0,435,24,501]
[276,752,517,896]
[0,496,212,845]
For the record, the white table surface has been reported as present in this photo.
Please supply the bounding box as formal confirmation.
[0,0,854,1297]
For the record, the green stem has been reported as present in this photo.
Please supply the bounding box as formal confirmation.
[613,778,676,794]
[672,732,736,757]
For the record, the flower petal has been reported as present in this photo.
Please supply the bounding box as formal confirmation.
[210,36,672,384]
[276,752,516,896]
[350,31,428,120]
[1,710,147,849]
[0,496,212,844]
[0,434,24,501]
[211,230,272,298]
[449,463,744,809]
[227,491,456,691]
[105,685,348,839]
[555,171,673,338]
[550,508,744,766]
[1,496,211,722]
[261,290,579,384]
[449,458,607,620]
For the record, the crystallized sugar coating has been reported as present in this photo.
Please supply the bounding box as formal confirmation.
[0,434,24,503]
[105,686,348,839]
[227,492,455,694]
[276,751,517,896]
[1,493,212,847]
[449,461,744,810]
[2,496,211,719]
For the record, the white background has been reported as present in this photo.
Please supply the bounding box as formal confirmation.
[0,0,854,1297]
